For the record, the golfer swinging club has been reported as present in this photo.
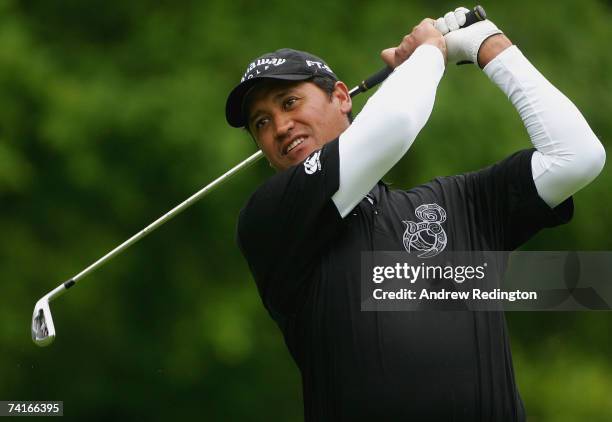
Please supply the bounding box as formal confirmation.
[225,7,604,421]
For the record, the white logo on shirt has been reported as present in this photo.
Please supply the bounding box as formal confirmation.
[303,151,322,175]
[402,203,447,258]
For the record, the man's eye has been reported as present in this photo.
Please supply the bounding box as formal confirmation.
[283,97,298,109]
[255,118,268,129]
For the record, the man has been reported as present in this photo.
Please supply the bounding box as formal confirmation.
[225,8,605,421]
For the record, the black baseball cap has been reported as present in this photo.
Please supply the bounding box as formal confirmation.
[225,48,338,128]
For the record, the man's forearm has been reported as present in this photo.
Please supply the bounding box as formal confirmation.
[439,8,604,207]
[477,34,512,68]
[332,45,445,217]
[484,45,605,208]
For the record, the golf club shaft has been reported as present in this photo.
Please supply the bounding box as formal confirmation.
[62,149,263,290]
[47,5,488,296]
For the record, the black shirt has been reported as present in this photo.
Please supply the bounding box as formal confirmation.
[237,139,573,421]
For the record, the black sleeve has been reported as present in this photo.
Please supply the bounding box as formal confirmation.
[236,139,343,318]
[465,148,573,250]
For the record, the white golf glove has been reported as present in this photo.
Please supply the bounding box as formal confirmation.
[435,7,503,65]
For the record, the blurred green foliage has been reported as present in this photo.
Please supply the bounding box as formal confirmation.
[1,0,610,420]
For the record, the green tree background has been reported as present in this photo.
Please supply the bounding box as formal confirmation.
[1,0,610,420]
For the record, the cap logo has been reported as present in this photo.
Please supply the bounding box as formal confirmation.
[306,60,333,74]
[241,58,287,82]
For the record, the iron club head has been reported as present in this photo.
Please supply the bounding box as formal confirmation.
[32,296,56,347]
[31,280,72,347]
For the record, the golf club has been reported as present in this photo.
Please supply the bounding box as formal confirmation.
[32,5,487,347]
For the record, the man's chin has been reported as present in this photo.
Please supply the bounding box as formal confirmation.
[274,141,323,171]
[286,143,316,166]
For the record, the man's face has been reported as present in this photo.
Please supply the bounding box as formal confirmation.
[246,79,352,171]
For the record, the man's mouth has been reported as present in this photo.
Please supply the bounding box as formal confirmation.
[284,136,306,155]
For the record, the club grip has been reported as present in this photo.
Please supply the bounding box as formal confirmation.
[351,5,487,97]
[354,67,393,96]
[464,5,487,26]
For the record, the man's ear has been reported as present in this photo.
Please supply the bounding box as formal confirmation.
[332,81,352,116]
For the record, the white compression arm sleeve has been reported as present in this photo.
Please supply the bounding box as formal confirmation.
[484,46,605,208]
[332,45,445,218]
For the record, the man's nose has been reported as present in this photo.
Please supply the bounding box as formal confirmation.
[274,114,294,140]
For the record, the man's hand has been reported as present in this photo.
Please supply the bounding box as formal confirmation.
[435,7,508,67]
[381,19,447,69]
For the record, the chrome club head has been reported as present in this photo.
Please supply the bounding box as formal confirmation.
[31,280,73,347]
[32,296,56,347]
